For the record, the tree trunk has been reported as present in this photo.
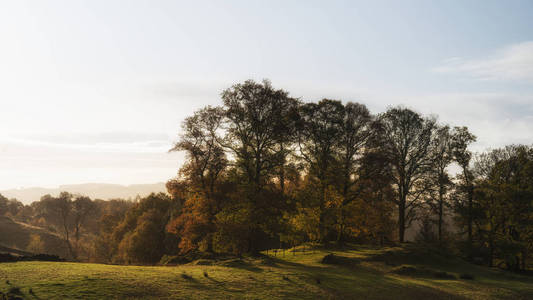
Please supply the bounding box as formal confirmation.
[438,190,443,243]
[488,235,494,267]
[337,174,349,246]
[279,143,285,194]
[398,195,406,243]
[319,181,327,243]
[279,167,285,195]
[64,229,76,260]
[74,226,80,258]
[467,184,473,246]
[336,219,345,246]
[521,250,527,271]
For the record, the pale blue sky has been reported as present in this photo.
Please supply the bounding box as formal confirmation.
[1,0,532,189]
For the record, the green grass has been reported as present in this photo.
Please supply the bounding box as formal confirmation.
[1,245,532,299]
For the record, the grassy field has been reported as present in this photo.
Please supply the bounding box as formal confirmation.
[1,245,532,299]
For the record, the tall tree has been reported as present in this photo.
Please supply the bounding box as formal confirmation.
[273,97,300,195]
[113,193,176,264]
[37,192,75,259]
[335,102,373,244]
[427,125,454,243]
[220,79,296,252]
[168,106,228,253]
[451,126,477,247]
[473,145,533,269]
[72,195,96,257]
[298,99,344,242]
[378,107,435,242]
[221,80,295,190]
[170,106,227,200]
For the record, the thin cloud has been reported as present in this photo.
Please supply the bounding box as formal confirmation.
[19,131,169,144]
[3,132,173,153]
[434,41,533,82]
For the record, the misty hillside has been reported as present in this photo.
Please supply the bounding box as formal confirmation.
[0,183,167,204]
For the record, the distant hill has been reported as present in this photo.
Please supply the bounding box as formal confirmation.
[0,183,167,204]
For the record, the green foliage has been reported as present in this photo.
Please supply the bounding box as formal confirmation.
[26,234,45,254]
[103,193,178,264]
[461,145,533,270]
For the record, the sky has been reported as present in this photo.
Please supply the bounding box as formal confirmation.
[1,0,532,190]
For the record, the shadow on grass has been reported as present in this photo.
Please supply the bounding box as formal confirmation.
[266,254,470,300]
[218,259,263,273]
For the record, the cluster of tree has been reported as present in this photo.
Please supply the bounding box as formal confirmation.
[2,80,531,271]
[163,81,400,256]
[0,194,25,219]
[0,192,135,261]
[92,193,179,264]
[462,145,533,270]
[158,80,532,271]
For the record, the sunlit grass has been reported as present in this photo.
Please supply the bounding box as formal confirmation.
[1,245,532,299]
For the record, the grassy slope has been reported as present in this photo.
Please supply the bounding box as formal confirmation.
[0,245,532,300]
[0,216,67,257]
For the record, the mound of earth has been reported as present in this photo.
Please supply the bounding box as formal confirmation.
[391,265,456,279]
[321,253,361,267]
